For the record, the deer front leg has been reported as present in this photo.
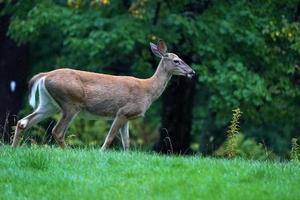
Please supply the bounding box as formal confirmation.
[120,122,129,150]
[101,115,127,151]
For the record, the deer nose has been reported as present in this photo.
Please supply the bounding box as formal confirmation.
[186,70,196,79]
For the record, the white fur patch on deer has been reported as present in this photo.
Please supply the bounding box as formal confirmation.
[19,119,28,129]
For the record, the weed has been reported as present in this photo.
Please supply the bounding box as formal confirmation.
[290,138,300,161]
[225,108,242,157]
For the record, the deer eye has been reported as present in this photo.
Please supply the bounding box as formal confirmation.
[173,60,180,64]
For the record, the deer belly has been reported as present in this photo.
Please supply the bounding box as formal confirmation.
[84,99,122,117]
[78,111,114,120]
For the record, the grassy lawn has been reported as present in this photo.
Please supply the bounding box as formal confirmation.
[0,146,299,200]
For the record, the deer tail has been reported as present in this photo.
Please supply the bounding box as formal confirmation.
[28,73,47,108]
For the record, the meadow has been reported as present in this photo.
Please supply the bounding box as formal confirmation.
[0,146,299,200]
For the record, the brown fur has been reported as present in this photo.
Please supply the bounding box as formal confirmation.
[12,41,195,150]
[44,68,157,118]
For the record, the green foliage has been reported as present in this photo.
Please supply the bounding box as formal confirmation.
[1,146,300,199]
[193,1,300,155]
[215,108,276,160]
[2,0,300,155]
[66,115,110,147]
[64,111,160,149]
[215,134,277,161]
[129,118,160,148]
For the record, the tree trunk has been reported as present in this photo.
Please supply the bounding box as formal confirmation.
[0,15,29,144]
[153,76,196,154]
[152,1,211,154]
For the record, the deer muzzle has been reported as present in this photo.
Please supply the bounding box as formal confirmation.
[186,70,196,79]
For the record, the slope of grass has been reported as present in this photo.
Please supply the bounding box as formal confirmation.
[0,146,299,200]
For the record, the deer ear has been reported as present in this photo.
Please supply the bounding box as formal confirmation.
[150,42,163,58]
[157,40,167,56]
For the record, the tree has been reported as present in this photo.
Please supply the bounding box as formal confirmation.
[0,13,29,144]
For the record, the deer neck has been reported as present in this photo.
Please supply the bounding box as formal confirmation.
[147,60,172,102]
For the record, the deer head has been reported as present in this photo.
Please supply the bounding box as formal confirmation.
[150,40,195,78]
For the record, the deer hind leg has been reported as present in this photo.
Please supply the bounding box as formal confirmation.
[12,108,56,147]
[101,115,127,151]
[52,110,77,148]
[119,122,130,150]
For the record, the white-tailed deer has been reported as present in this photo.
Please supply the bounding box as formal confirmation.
[12,40,195,150]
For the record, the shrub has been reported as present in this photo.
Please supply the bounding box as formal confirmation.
[215,134,277,160]
[214,108,277,160]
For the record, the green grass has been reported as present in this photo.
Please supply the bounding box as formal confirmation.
[0,146,299,200]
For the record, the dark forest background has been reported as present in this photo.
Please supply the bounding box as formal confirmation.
[1,0,300,158]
